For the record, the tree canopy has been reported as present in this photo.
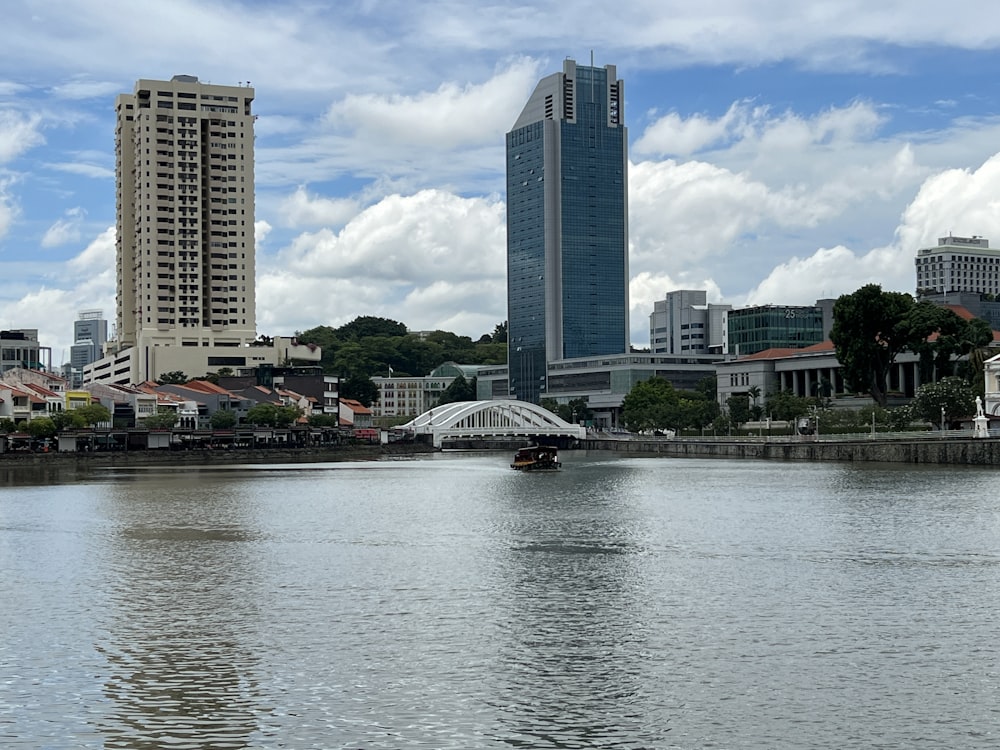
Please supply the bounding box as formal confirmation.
[209,409,237,429]
[245,403,300,427]
[295,317,507,380]
[831,285,960,407]
[144,408,179,429]
[622,377,719,433]
[436,374,477,405]
[76,403,112,427]
[909,376,978,428]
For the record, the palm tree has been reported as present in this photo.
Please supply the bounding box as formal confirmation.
[747,385,763,422]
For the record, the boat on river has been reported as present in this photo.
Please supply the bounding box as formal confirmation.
[511,445,561,471]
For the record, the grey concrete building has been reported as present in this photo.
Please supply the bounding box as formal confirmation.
[650,290,731,355]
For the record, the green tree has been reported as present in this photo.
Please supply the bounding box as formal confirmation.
[745,385,763,420]
[726,393,751,427]
[541,397,593,424]
[765,389,811,422]
[158,371,188,385]
[209,409,237,429]
[307,413,340,428]
[909,376,977,428]
[332,341,376,379]
[76,403,112,427]
[52,410,85,431]
[337,316,407,340]
[144,408,179,429]
[0,418,16,433]
[694,375,717,402]
[245,403,300,427]
[27,417,56,440]
[830,285,938,407]
[491,321,508,343]
[622,377,679,432]
[437,374,477,405]
[340,374,379,407]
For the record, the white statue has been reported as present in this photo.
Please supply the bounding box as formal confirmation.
[977,396,985,418]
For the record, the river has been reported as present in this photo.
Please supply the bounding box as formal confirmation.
[2,451,999,748]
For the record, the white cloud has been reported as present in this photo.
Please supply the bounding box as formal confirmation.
[278,189,506,283]
[0,178,17,240]
[276,186,361,229]
[894,153,1000,254]
[742,152,1000,308]
[49,78,121,100]
[0,110,44,163]
[67,226,116,274]
[628,158,832,271]
[258,189,507,338]
[635,101,756,157]
[41,207,86,248]
[0,82,28,96]
[323,58,539,149]
[0,227,116,361]
[45,162,114,179]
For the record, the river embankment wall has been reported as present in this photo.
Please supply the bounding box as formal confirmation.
[581,436,1000,465]
[0,441,436,469]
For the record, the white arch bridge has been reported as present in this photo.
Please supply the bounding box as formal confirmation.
[399,400,587,448]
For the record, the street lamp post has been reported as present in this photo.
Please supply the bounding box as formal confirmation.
[941,406,946,432]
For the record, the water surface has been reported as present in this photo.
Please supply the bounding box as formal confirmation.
[2,452,999,748]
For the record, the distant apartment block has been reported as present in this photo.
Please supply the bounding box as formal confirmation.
[86,75,319,385]
[915,235,1000,296]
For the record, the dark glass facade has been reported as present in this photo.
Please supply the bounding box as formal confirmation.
[727,306,825,356]
[506,61,628,403]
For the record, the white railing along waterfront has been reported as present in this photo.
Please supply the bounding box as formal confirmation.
[594,429,991,444]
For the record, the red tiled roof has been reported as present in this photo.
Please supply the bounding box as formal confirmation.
[182,380,232,395]
[21,382,60,398]
[738,340,835,361]
[340,398,372,415]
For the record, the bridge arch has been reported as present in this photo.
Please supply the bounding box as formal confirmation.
[399,400,587,448]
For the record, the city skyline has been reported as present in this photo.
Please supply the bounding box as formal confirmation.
[3,2,1000,363]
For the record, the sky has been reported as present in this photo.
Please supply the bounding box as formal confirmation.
[4,1,1000,364]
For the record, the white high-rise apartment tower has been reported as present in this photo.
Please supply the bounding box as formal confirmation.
[114,75,256,354]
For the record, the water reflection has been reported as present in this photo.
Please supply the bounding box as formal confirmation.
[484,455,670,748]
[5,454,1000,748]
[94,472,265,749]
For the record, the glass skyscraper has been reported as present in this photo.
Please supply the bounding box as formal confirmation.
[506,59,629,403]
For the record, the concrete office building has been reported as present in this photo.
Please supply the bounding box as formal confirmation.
[915,235,1000,296]
[67,310,108,387]
[506,58,629,403]
[1,330,50,374]
[88,75,318,384]
[650,290,731,355]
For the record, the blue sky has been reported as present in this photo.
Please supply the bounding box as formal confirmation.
[3,1,1000,363]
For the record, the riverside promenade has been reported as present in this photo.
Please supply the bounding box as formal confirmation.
[582,431,1000,466]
